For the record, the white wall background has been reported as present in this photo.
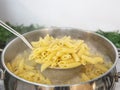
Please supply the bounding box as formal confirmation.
[0,0,120,31]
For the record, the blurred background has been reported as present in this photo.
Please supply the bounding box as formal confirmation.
[0,1,120,90]
[0,0,120,31]
[0,0,120,47]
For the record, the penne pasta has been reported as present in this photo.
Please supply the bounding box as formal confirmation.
[6,34,113,84]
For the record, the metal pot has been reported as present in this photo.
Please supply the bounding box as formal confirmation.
[0,28,119,90]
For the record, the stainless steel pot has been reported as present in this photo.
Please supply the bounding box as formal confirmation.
[0,28,119,90]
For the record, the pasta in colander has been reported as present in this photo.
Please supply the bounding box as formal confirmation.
[29,34,104,71]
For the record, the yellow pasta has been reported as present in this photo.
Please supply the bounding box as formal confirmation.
[80,63,112,82]
[6,34,113,84]
[7,52,51,84]
[29,34,105,71]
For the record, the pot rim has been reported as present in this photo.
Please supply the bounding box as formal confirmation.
[1,27,119,87]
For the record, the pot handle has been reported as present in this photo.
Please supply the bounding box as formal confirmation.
[0,49,3,52]
[118,48,120,59]
[115,48,120,82]
[0,69,5,90]
[0,49,5,90]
